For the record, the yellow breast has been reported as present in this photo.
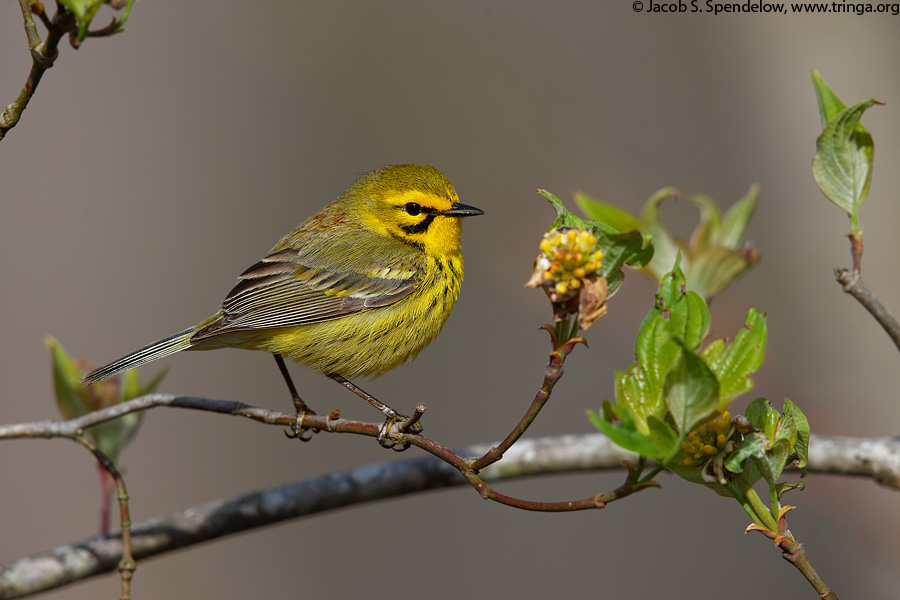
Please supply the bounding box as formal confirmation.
[248,252,464,378]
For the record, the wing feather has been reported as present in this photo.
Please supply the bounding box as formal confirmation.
[192,242,419,341]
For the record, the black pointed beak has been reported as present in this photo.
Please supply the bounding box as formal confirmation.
[440,202,484,217]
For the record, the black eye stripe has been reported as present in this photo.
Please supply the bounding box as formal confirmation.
[400,213,437,235]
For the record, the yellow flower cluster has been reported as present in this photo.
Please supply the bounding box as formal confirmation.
[538,229,604,296]
[681,411,732,467]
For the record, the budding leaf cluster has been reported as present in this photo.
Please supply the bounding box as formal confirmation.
[56,0,136,45]
[586,258,808,511]
[533,189,653,297]
[575,186,760,302]
[47,336,164,462]
[588,258,773,464]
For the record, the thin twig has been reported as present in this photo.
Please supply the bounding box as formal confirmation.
[747,506,839,599]
[0,389,637,514]
[835,267,900,354]
[469,326,584,472]
[399,403,427,432]
[0,395,293,439]
[782,540,838,599]
[4,395,899,490]
[0,432,895,597]
[2,323,596,519]
[72,434,134,600]
[834,231,900,354]
[4,395,898,489]
[18,0,42,49]
[1,2,75,141]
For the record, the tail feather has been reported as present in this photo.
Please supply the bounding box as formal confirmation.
[82,327,195,385]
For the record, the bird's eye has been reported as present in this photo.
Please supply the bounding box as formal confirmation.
[402,202,423,216]
[403,202,422,217]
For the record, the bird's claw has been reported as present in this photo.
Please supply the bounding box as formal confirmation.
[284,411,318,442]
[376,411,422,451]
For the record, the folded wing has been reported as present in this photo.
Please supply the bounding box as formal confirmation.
[191,246,418,340]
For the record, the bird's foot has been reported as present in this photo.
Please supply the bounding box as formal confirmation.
[284,409,319,442]
[376,404,425,451]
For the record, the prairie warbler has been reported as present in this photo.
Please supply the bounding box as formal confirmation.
[84,165,482,439]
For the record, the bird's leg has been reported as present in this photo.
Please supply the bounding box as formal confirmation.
[274,354,317,441]
[327,374,423,449]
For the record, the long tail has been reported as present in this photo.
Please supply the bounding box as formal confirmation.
[82,327,195,385]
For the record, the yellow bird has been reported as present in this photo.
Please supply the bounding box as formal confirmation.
[84,165,482,439]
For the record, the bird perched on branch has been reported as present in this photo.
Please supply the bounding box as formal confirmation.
[84,164,483,443]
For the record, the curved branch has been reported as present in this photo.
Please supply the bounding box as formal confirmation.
[834,232,900,354]
[1,432,897,598]
[0,2,73,141]
[835,266,900,354]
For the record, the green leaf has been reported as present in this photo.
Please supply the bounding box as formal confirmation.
[574,191,640,234]
[724,431,767,475]
[699,338,726,366]
[646,415,680,459]
[775,481,805,500]
[647,256,710,358]
[717,184,759,248]
[88,405,143,462]
[746,398,779,439]
[588,402,678,460]
[46,336,163,463]
[811,70,847,130]
[812,98,881,229]
[46,336,91,420]
[680,187,760,301]
[634,308,679,397]
[540,189,592,231]
[774,400,798,450]
[666,458,733,497]
[684,193,722,252]
[784,398,810,469]
[123,366,168,400]
[759,438,793,487]
[57,0,136,43]
[701,308,767,410]
[684,246,755,303]
[596,229,653,296]
[58,0,106,40]
[638,188,682,282]
[630,186,760,300]
[733,399,798,487]
[665,286,710,353]
[104,367,166,460]
[618,256,711,433]
[589,403,662,457]
[614,366,658,436]
[664,342,720,436]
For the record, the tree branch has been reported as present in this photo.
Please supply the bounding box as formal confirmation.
[1,432,897,598]
[469,328,584,471]
[835,266,900,354]
[4,327,622,520]
[834,231,900,354]
[0,2,74,141]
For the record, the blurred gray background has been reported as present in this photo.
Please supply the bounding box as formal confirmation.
[2,2,899,598]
